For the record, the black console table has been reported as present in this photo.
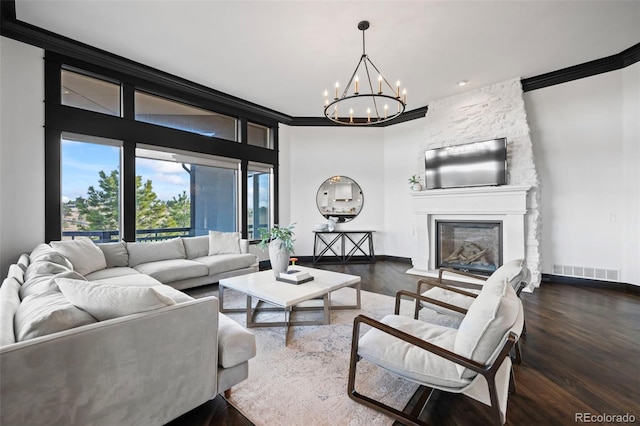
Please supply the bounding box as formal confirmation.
[312,231,375,264]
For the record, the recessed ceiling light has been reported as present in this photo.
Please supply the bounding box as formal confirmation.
[458,80,468,87]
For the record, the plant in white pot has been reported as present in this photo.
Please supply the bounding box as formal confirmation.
[408,175,422,191]
[258,224,296,277]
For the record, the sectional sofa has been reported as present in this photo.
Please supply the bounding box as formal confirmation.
[0,233,259,425]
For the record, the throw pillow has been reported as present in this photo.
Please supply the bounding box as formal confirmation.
[126,238,186,267]
[96,241,129,268]
[208,231,241,255]
[21,270,86,300]
[182,235,210,259]
[15,290,97,341]
[56,278,176,321]
[50,237,107,276]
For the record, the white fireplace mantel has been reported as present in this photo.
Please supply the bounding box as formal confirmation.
[408,185,531,278]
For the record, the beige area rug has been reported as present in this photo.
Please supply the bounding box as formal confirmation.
[217,286,419,426]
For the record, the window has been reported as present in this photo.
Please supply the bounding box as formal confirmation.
[247,122,272,149]
[247,162,273,240]
[61,69,121,116]
[135,91,238,140]
[61,133,122,242]
[46,57,279,243]
[136,147,240,240]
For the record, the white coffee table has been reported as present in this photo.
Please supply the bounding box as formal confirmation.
[219,266,361,344]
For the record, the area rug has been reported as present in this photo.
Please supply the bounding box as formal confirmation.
[214,286,419,426]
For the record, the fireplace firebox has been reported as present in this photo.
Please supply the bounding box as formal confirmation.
[436,220,502,275]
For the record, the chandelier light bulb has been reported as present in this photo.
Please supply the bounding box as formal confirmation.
[367,108,371,122]
[396,80,401,97]
[349,108,354,123]
[354,75,359,94]
[335,81,340,99]
[403,88,407,104]
[378,75,383,94]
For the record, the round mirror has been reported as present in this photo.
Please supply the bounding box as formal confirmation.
[316,176,364,223]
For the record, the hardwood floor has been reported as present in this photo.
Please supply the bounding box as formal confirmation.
[168,261,640,425]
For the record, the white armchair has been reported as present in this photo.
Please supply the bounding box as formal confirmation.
[348,271,524,426]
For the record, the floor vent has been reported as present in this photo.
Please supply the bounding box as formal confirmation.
[552,264,620,282]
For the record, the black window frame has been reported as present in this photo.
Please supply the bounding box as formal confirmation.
[45,52,279,243]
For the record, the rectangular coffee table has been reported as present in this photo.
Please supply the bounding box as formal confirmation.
[218,266,361,344]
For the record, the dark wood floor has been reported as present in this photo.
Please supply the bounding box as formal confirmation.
[168,260,640,426]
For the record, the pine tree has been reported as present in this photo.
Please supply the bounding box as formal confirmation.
[75,169,191,234]
[166,190,191,228]
[76,170,119,231]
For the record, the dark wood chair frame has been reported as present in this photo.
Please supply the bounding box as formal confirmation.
[414,268,527,364]
[348,290,518,426]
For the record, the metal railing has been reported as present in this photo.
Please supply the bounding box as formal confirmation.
[62,227,191,243]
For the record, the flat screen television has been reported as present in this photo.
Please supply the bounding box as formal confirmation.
[424,138,507,190]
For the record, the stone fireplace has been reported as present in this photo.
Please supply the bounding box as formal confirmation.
[408,78,541,289]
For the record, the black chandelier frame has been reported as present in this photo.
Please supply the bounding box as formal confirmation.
[323,21,406,125]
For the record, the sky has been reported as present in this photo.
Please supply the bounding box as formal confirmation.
[61,140,190,202]
[61,139,267,205]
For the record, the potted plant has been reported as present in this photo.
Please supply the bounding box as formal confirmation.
[258,224,296,277]
[408,175,422,191]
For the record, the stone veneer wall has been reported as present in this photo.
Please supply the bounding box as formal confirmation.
[416,77,541,285]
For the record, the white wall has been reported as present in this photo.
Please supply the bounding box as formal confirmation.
[281,126,385,256]
[1,33,638,286]
[0,37,45,277]
[382,118,426,258]
[524,62,639,285]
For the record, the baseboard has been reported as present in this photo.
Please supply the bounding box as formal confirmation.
[262,255,412,266]
[542,273,640,294]
[376,255,413,264]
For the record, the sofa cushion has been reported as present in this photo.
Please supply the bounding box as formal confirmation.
[17,254,30,272]
[194,254,257,276]
[358,314,470,388]
[8,264,25,285]
[24,260,70,283]
[14,290,97,341]
[153,285,195,304]
[0,277,22,346]
[133,259,209,284]
[454,275,519,378]
[208,231,241,255]
[29,244,72,269]
[96,241,129,268]
[218,313,256,368]
[50,237,107,276]
[127,238,186,267]
[183,235,209,259]
[56,278,176,321]
[85,267,141,281]
[93,274,163,287]
[21,270,86,299]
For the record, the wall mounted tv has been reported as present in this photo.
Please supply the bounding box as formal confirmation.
[424,138,507,190]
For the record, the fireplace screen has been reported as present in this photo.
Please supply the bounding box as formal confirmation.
[436,221,502,275]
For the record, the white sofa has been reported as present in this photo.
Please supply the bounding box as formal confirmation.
[0,234,258,425]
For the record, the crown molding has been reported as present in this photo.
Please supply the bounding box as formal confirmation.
[1,5,292,125]
[522,42,640,92]
[2,0,638,127]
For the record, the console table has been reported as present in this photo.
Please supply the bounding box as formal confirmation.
[312,231,375,264]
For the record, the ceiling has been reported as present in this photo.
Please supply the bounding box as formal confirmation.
[14,1,640,118]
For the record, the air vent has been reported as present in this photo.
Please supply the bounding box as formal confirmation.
[552,264,620,282]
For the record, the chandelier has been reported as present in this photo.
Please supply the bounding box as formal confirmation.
[323,20,406,125]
